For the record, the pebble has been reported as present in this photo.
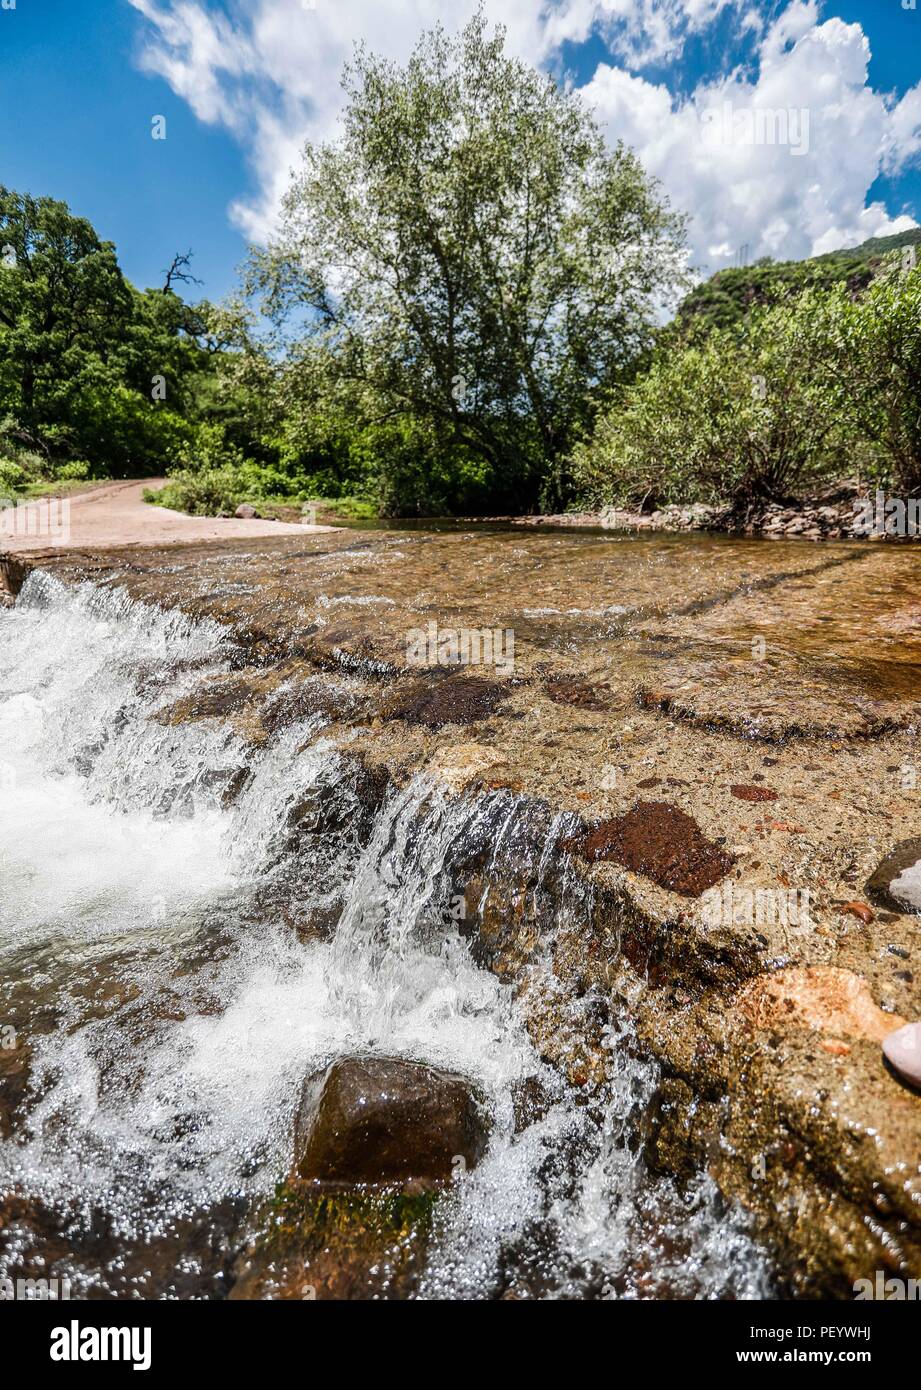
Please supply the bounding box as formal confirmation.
[842,901,875,924]
[882,1022,921,1089]
[867,838,921,913]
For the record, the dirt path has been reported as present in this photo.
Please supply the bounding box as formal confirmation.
[0,478,338,554]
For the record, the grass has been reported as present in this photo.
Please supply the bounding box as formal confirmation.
[144,485,379,524]
[17,479,109,499]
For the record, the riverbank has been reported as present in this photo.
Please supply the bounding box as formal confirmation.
[491,490,921,541]
[0,478,339,562]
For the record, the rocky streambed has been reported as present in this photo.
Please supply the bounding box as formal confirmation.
[0,526,919,1299]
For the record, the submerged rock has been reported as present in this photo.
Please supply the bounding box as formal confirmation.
[230,1186,437,1301]
[730,783,778,803]
[293,1056,488,1186]
[736,966,905,1043]
[0,1042,31,1141]
[384,676,509,730]
[867,838,921,914]
[561,800,735,897]
[544,676,609,710]
[883,1022,921,1090]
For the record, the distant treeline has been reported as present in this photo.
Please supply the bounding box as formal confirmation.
[676,228,921,334]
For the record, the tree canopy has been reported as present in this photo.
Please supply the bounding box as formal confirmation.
[251,12,688,511]
[0,187,215,476]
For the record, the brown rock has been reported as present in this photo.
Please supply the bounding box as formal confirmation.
[731,784,779,803]
[842,901,875,925]
[736,967,906,1043]
[293,1056,488,1185]
[385,677,509,730]
[0,1043,31,1140]
[545,677,608,710]
[561,801,735,897]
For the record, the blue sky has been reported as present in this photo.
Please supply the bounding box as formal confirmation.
[1,1,919,301]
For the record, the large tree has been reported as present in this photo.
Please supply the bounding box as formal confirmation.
[254,12,688,510]
[0,188,133,449]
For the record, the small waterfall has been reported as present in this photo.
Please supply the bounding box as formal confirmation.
[0,573,770,1298]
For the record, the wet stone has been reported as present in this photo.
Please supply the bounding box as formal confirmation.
[384,675,509,730]
[735,966,905,1043]
[561,801,735,897]
[293,1056,489,1186]
[882,1022,921,1090]
[544,677,609,710]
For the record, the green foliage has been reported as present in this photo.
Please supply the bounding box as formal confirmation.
[147,414,322,514]
[0,457,26,496]
[826,265,921,493]
[573,288,865,511]
[146,467,252,516]
[0,187,224,477]
[677,228,921,336]
[55,458,94,481]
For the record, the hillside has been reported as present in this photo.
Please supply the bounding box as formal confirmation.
[678,226,921,332]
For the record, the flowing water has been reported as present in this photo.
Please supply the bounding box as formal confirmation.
[0,571,770,1299]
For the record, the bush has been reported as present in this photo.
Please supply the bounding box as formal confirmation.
[147,466,251,516]
[0,458,26,495]
[174,421,248,475]
[65,387,193,475]
[147,452,318,515]
[54,458,94,481]
[828,264,921,493]
[572,289,857,512]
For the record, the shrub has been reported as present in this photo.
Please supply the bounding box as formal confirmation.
[54,458,94,481]
[572,289,856,512]
[828,264,921,493]
[0,458,26,496]
[40,386,194,476]
[147,466,250,516]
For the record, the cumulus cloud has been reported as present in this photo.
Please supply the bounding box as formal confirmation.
[582,6,921,270]
[129,0,567,239]
[128,0,920,270]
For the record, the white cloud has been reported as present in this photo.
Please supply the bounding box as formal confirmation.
[130,0,574,240]
[128,0,920,271]
[582,8,921,271]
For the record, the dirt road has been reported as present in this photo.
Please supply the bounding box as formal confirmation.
[0,478,338,554]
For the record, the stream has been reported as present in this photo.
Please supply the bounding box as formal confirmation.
[0,571,770,1299]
